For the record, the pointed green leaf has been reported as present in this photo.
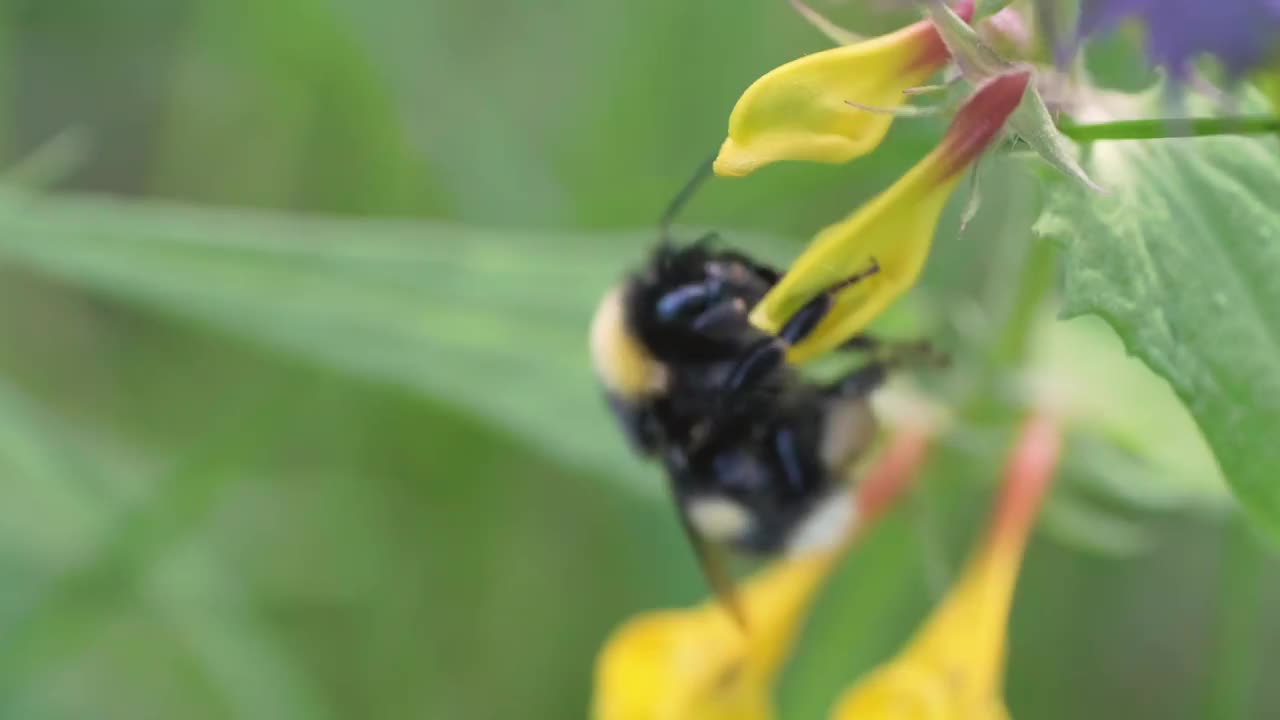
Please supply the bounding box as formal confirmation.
[0,191,793,495]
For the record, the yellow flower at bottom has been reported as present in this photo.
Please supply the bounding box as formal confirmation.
[830,414,1062,720]
[593,430,933,720]
[593,551,836,720]
[749,71,1031,363]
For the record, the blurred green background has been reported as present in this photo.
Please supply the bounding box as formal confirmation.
[1,1,1279,718]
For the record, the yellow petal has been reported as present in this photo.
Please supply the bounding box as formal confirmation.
[592,551,838,720]
[829,415,1061,720]
[715,2,974,177]
[908,415,1061,686]
[831,661,1010,720]
[748,71,1030,363]
[831,539,1022,720]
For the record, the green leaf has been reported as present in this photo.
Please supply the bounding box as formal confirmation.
[0,191,793,495]
[1027,315,1229,507]
[1035,131,1280,540]
[146,545,336,720]
[0,381,288,700]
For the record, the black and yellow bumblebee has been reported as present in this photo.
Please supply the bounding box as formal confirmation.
[589,242,941,622]
[588,163,937,610]
[589,236,898,558]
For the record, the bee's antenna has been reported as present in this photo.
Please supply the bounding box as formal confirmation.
[659,147,719,243]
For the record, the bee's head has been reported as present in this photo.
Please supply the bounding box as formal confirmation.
[587,243,719,402]
[624,241,773,364]
[589,238,774,405]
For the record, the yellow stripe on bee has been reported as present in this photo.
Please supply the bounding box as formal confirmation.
[589,287,668,398]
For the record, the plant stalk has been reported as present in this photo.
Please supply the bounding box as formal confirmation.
[1059,115,1280,142]
[1198,519,1269,720]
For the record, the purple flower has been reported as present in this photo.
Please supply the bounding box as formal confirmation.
[1076,0,1280,78]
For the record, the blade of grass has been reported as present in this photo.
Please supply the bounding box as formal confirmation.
[0,378,119,566]
[0,190,797,493]
[0,383,293,698]
[148,544,337,720]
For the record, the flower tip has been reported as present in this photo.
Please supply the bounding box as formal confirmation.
[713,137,757,177]
[936,70,1030,179]
[953,0,975,22]
[992,413,1062,538]
[853,429,932,526]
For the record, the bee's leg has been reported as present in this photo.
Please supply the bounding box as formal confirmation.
[825,361,888,398]
[656,281,748,342]
[719,259,883,402]
[690,298,750,339]
[771,427,812,493]
[836,334,882,352]
[825,342,947,399]
[713,319,819,411]
[776,257,882,346]
[836,335,947,365]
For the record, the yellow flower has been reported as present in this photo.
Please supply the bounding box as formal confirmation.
[593,551,835,720]
[714,1,974,177]
[592,430,933,720]
[748,71,1031,364]
[830,414,1062,720]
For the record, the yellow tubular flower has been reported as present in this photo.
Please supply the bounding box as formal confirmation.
[714,0,974,177]
[749,70,1031,364]
[592,430,933,720]
[593,551,835,720]
[830,414,1063,720]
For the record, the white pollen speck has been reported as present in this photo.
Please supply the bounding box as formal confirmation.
[686,496,753,543]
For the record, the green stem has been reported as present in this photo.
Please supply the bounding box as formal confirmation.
[1198,519,1269,720]
[991,238,1055,367]
[957,228,1055,422]
[1058,115,1280,141]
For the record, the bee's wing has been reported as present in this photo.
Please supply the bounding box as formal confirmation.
[663,444,748,629]
[677,512,748,630]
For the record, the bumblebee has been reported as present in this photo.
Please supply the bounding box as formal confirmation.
[590,237,915,563]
